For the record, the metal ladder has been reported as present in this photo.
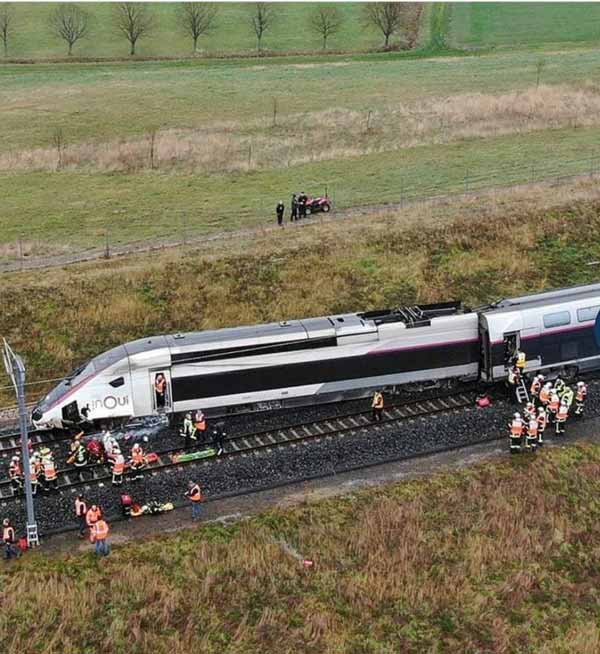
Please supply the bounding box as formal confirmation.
[516,379,529,404]
[26,523,39,548]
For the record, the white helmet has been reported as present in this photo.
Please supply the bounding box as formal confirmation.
[544,382,552,389]
[11,455,19,462]
[514,412,521,419]
[577,381,585,387]
[538,407,545,413]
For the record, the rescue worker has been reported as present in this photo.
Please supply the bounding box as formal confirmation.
[298,191,307,219]
[371,390,384,421]
[185,480,203,520]
[29,453,40,496]
[526,415,538,452]
[91,517,110,556]
[291,194,298,222]
[41,449,58,491]
[193,410,207,446]
[181,412,196,450]
[555,400,569,436]
[509,412,524,453]
[75,495,88,538]
[575,381,588,416]
[548,390,560,425]
[2,518,19,560]
[112,451,125,486]
[71,440,89,480]
[130,443,145,480]
[523,401,536,424]
[154,373,167,409]
[86,504,102,530]
[211,422,226,456]
[561,384,575,410]
[536,406,547,447]
[530,375,542,405]
[553,377,565,396]
[276,201,284,226]
[539,382,552,409]
[8,455,23,495]
[102,430,119,463]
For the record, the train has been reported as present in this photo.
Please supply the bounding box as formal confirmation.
[31,282,600,431]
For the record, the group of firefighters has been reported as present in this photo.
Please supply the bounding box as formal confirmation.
[508,366,588,453]
[8,446,58,496]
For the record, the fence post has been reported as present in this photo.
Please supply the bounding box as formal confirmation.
[18,234,23,270]
[104,230,110,259]
[248,143,252,168]
[464,169,469,194]
[181,214,187,247]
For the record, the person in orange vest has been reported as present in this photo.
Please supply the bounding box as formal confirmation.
[548,391,560,425]
[371,390,384,421]
[526,416,538,452]
[555,400,569,436]
[193,410,207,446]
[2,518,19,560]
[536,407,547,447]
[90,518,110,556]
[28,454,40,496]
[530,375,543,406]
[185,480,203,520]
[523,401,536,424]
[86,504,102,531]
[539,382,552,409]
[575,381,588,416]
[509,412,524,453]
[75,495,88,538]
[130,443,145,480]
[8,455,23,494]
[41,449,58,491]
[112,451,125,486]
[154,373,167,409]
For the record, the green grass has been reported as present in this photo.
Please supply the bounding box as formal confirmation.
[450,2,600,49]
[0,2,412,59]
[3,443,600,653]
[2,46,600,151]
[2,124,600,250]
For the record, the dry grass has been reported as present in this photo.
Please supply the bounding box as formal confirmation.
[3,84,600,174]
[2,443,600,652]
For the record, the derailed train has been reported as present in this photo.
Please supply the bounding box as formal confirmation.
[32,282,600,430]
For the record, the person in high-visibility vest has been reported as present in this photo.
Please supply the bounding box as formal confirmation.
[539,382,552,408]
[553,377,565,396]
[524,401,536,424]
[561,385,574,410]
[41,450,58,491]
[130,443,145,480]
[371,390,384,421]
[515,350,526,376]
[29,456,39,496]
[548,392,560,425]
[509,412,524,453]
[526,417,538,452]
[530,375,542,406]
[8,456,23,494]
[2,518,19,560]
[575,381,588,416]
[193,410,207,446]
[90,518,110,556]
[185,480,203,520]
[555,401,569,436]
[181,413,196,450]
[74,495,88,538]
[536,407,547,447]
[86,504,102,529]
[112,452,125,486]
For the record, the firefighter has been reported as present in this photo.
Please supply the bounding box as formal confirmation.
[130,443,145,480]
[509,412,524,453]
[41,449,58,491]
[548,391,560,425]
[575,381,588,416]
[507,364,521,403]
[539,382,552,409]
[181,412,196,450]
[553,377,565,396]
[526,415,538,452]
[530,375,543,405]
[371,390,384,421]
[561,384,574,410]
[8,456,23,494]
[28,453,40,496]
[75,495,88,538]
[112,451,125,486]
[523,401,536,424]
[2,518,19,560]
[537,406,547,446]
[555,400,569,436]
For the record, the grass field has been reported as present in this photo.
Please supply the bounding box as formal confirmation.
[0,2,421,59]
[3,442,600,653]
[449,2,600,49]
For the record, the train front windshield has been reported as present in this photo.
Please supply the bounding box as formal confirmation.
[32,360,96,420]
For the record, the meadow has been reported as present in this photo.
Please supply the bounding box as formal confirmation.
[2,442,600,653]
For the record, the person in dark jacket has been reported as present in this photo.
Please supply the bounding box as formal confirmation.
[298,192,307,219]
[276,201,284,226]
[291,194,298,222]
[211,422,226,456]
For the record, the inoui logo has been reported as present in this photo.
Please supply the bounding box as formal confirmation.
[91,396,130,411]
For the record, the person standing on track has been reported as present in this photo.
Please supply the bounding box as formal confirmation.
[112,451,125,486]
[555,400,569,436]
[9,456,23,495]
[185,480,203,520]
[371,390,384,421]
[575,381,588,416]
[536,406,547,447]
[130,443,146,480]
[211,422,226,456]
[75,495,88,538]
[181,413,196,450]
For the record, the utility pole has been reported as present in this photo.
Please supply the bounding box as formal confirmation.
[2,339,39,547]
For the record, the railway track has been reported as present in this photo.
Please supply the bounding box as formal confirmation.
[0,391,476,502]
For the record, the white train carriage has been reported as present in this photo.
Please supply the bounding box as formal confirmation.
[32,301,480,430]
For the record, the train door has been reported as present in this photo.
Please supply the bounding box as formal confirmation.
[150,370,172,413]
[503,331,520,368]
[478,316,491,381]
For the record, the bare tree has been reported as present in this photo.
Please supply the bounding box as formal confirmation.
[251,3,275,54]
[364,2,403,49]
[177,3,218,53]
[49,4,90,56]
[0,4,12,58]
[309,6,343,50]
[114,3,154,56]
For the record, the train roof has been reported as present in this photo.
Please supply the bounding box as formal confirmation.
[483,282,600,316]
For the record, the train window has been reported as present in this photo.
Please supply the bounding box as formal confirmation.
[109,377,125,388]
[577,306,600,323]
[543,311,571,329]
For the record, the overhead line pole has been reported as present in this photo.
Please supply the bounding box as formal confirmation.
[2,339,39,547]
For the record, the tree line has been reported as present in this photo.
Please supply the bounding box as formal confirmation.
[0,2,414,57]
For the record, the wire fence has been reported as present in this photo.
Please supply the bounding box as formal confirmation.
[2,151,599,274]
